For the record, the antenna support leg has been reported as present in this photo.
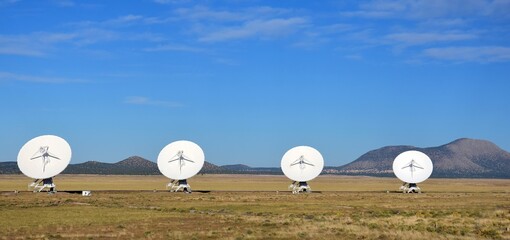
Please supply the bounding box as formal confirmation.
[167,179,192,193]
[28,180,56,193]
[289,181,311,194]
[400,182,421,193]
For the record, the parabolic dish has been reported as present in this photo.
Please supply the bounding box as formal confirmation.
[281,146,324,182]
[157,140,205,180]
[17,135,72,179]
[392,150,433,183]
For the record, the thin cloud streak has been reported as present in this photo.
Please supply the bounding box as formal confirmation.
[0,28,163,57]
[0,46,44,56]
[174,6,289,22]
[53,0,75,7]
[341,0,508,19]
[175,5,247,22]
[70,14,147,28]
[0,31,111,56]
[0,0,20,6]
[144,44,206,53]
[386,32,477,45]
[0,72,86,83]
[124,96,183,108]
[199,17,308,42]
[1,2,507,64]
[153,0,189,4]
[423,46,510,62]
[338,1,510,63]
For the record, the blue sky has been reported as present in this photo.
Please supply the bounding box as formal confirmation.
[1,0,509,167]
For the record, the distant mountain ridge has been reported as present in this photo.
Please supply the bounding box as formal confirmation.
[0,161,20,174]
[0,156,281,175]
[330,138,510,178]
[64,156,159,175]
[1,138,509,178]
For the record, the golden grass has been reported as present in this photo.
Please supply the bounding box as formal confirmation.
[1,174,509,192]
[0,175,509,239]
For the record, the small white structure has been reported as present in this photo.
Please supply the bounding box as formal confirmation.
[157,140,204,193]
[281,146,324,194]
[393,150,433,193]
[18,135,72,193]
[28,178,56,193]
[288,181,311,194]
[166,179,191,193]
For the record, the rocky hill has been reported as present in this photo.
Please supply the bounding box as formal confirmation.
[0,156,280,175]
[64,156,160,175]
[2,138,509,178]
[221,164,252,171]
[332,138,510,178]
[64,156,226,175]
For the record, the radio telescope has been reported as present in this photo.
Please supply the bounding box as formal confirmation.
[392,150,433,193]
[281,146,324,194]
[17,135,72,193]
[157,140,204,193]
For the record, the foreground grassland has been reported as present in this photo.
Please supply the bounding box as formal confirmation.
[0,175,509,239]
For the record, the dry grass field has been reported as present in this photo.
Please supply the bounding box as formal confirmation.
[1,174,509,239]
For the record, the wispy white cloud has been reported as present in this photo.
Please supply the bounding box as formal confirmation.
[144,43,205,53]
[342,0,507,19]
[175,5,246,22]
[0,45,44,56]
[53,0,75,7]
[0,30,117,56]
[0,71,86,83]
[199,17,308,42]
[0,0,20,6]
[386,32,477,45]
[338,0,510,63]
[420,18,468,28]
[290,23,354,49]
[174,6,289,22]
[71,28,119,45]
[103,14,144,26]
[169,6,313,44]
[124,96,183,108]
[319,23,353,34]
[423,46,510,62]
[3,2,505,65]
[153,0,189,4]
[345,54,363,60]
[0,33,75,57]
[69,14,146,28]
[0,27,164,57]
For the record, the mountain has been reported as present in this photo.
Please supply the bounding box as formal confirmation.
[64,156,240,175]
[333,138,510,178]
[200,161,222,173]
[2,138,509,178]
[221,164,252,171]
[64,156,159,175]
[117,156,157,169]
[0,155,279,175]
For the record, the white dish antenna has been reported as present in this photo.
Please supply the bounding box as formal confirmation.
[281,146,324,182]
[392,150,433,183]
[17,135,72,179]
[157,140,205,180]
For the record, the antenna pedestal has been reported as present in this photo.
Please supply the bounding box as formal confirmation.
[399,182,421,193]
[28,178,56,193]
[167,179,192,193]
[289,181,311,194]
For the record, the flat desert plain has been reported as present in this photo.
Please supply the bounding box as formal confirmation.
[0,175,509,239]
